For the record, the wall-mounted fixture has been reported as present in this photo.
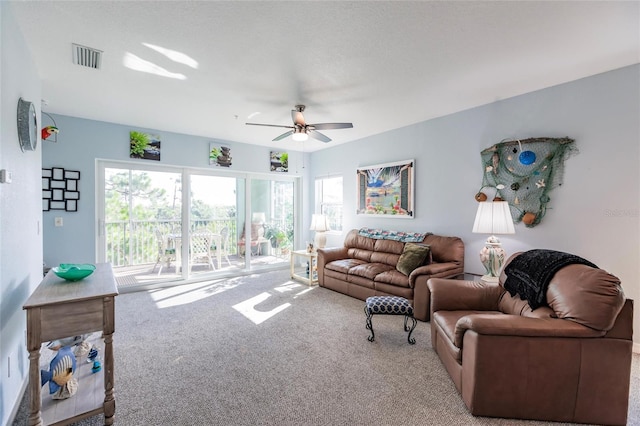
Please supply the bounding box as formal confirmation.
[42,112,59,143]
[17,98,38,152]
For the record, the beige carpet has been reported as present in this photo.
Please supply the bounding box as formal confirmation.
[12,270,640,425]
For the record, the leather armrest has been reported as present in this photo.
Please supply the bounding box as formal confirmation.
[428,278,502,312]
[454,314,604,348]
[408,262,462,287]
[317,247,348,268]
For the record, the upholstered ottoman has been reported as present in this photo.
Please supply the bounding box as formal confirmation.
[364,296,417,344]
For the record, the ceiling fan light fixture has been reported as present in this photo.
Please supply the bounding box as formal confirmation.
[292,129,308,142]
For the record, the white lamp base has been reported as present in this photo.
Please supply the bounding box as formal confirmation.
[314,231,327,250]
[479,235,506,283]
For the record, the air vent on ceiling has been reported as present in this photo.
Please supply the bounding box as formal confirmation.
[72,43,102,69]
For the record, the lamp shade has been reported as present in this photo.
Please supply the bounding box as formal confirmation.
[310,214,330,232]
[472,201,515,235]
[292,129,308,142]
[252,212,266,223]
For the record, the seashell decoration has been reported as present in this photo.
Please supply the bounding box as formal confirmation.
[522,212,536,225]
[475,192,488,202]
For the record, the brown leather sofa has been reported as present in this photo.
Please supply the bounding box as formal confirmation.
[428,251,633,425]
[317,229,464,321]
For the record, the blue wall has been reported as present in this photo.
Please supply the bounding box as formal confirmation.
[309,65,640,341]
[0,3,43,424]
[43,65,640,346]
[41,116,309,266]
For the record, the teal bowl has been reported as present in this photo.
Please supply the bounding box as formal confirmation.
[53,264,96,281]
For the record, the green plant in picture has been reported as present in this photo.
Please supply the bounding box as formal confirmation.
[280,152,288,168]
[209,147,220,162]
[130,131,150,157]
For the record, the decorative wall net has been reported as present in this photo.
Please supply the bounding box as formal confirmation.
[478,137,577,227]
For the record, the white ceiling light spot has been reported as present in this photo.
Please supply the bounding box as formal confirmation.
[123,52,186,80]
[247,111,261,120]
[142,42,198,69]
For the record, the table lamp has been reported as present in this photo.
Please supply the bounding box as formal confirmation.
[310,214,330,249]
[472,201,515,283]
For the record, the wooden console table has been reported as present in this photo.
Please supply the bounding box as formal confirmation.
[23,263,118,426]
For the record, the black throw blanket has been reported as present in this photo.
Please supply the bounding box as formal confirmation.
[503,249,598,310]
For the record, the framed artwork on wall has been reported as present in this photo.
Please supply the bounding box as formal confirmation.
[130,131,161,161]
[356,159,414,217]
[209,144,232,167]
[42,167,81,212]
[270,151,288,172]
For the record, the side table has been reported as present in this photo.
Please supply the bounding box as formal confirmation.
[290,249,318,285]
[23,263,118,426]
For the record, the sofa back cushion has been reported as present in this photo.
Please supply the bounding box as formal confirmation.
[344,229,375,262]
[546,264,625,331]
[423,234,464,264]
[498,291,555,318]
[344,229,409,267]
[500,252,626,331]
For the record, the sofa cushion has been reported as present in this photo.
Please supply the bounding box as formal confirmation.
[325,258,367,274]
[370,251,401,266]
[347,248,374,263]
[423,234,464,263]
[375,269,410,288]
[546,264,625,331]
[498,291,556,319]
[349,262,395,280]
[396,243,431,276]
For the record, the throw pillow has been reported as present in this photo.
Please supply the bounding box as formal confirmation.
[396,243,431,276]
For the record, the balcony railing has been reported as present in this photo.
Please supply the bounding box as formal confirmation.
[105,218,237,267]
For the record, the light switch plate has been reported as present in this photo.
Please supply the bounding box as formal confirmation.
[55,217,63,227]
[0,169,12,183]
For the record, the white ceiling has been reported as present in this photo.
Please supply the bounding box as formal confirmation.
[9,1,639,152]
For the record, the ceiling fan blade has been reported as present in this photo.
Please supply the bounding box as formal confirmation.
[308,129,331,143]
[309,122,353,130]
[246,122,294,129]
[273,130,294,141]
[291,110,305,126]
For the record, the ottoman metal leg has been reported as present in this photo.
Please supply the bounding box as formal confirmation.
[404,315,417,345]
[365,305,375,342]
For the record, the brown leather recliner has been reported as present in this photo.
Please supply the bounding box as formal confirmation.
[427,251,633,425]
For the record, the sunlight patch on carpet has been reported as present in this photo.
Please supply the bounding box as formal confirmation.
[149,279,239,308]
[233,292,291,325]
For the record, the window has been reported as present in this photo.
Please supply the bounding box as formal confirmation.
[315,176,343,232]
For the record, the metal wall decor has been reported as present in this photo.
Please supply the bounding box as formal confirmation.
[477,137,577,227]
[17,98,38,152]
[42,167,80,211]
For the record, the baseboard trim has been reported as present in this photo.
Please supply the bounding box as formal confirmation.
[634,342,640,354]
[6,376,28,426]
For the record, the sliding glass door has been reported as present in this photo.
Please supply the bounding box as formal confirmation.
[101,167,183,284]
[247,179,294,269]
[97,161,298,288]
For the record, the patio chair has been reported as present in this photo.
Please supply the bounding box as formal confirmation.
[189,231,215,272]
[152,229,176,275]
[237,222,269,256]
[218,227,232,267]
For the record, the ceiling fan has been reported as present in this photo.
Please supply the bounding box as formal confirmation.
[246,105,353,143]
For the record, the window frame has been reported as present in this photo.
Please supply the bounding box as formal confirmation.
[315,175,343,234]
